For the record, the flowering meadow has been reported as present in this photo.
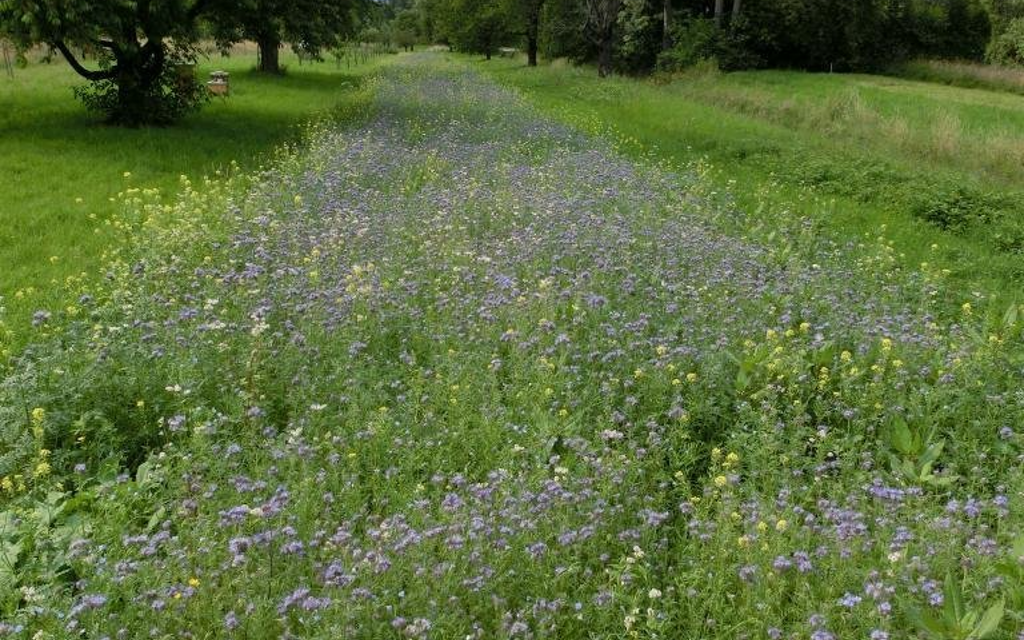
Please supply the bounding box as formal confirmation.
[1,54,1023,639]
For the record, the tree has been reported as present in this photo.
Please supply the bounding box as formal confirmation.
[445,0,509,59]
[505,0,546,65]
[0,0,212,125]
[393,8,420,51]
[209,0,353,74]
[583,0,622,75]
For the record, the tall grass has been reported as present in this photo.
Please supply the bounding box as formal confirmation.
[894,58,1024,95]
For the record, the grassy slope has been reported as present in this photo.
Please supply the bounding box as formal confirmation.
[472,57,1024,302]
[0,49,380,345]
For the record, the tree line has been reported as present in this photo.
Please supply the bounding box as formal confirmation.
[5,0,1024,125]
[406,0,1024,76]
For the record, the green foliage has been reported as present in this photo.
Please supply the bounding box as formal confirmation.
[909,575,1005,640]
[444,0,510,58]
[613,0,659,73]
[392,9,421,50]
[72,51,209,126]
[208,0,355,72]
[657,18,718,72]
[986,16,1024,64]
[886,418,955,488]
[0,0,208,124]
[909,185,997,233]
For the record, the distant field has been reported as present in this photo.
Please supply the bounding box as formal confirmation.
[475,57,1024,302]
[0,48,380,351]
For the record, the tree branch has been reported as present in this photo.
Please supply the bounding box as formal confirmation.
[54,40,116,81]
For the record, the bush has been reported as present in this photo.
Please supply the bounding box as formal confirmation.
[909,184,997,232]
[657,18,719,72]
[987,17,1024,66]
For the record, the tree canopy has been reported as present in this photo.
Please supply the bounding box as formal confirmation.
[208,0,354,74]
[0,0,212,124]
[0,0,358,124]
[414,0,999,74]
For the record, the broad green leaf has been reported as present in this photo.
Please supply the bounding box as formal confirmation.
[945,572,964,622]
[970,599,1004,639]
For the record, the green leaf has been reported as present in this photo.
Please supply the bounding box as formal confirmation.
[1002,302,1018,329]
[0,539,22,587]
[970,599,1004,639]
[920,440,945,467]
[910,606,949,636]
[891,419,914,455]
[136,459,155,486]
[146,506,166,533]
[1012,534,1024,559]
[945,572,964,623]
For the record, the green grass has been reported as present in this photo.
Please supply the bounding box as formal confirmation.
[472,56,1024,302]
[0,49,382,350]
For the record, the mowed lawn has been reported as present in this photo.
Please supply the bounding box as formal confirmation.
[0,49,379,348]
[474,57,1024,302]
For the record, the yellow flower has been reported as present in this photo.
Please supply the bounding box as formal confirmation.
[30,408,46,424]
[0,477,12,492]
[737,535,751,548]
[188,577,201,588]
[962,302,973,315]
[881,338,892,351]
[686,372,698,383]
[840,351,852,363]
[713,475,728,488]
[799,322,811,333]
[775,519,788,532]
[756,521,768,533]
[725,452,740,464]
[34,461,51,478]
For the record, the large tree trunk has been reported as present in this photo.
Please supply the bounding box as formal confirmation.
[527,0,543,66]
[257,32,281,73]
[714,0,725,26]
[597,34,613,76]
[732,0,741,19]
[110,42,167,126]
[527,20,539,66]
[662,0,672,50]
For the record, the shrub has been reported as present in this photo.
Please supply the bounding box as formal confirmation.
[657,18,719,72]
[909,184,996,232]
[987,17,1024,66]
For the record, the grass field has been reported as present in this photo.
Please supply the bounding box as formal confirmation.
[473,57,1024,303]
[0,48,380,351]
